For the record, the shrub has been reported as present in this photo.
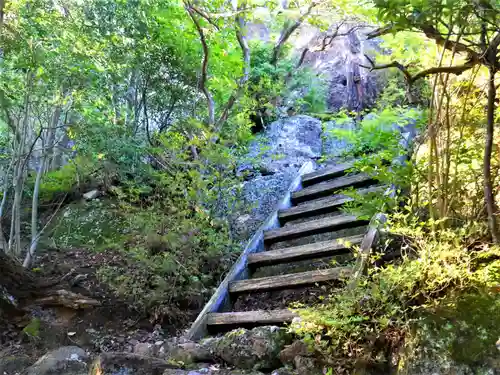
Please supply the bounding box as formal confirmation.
[291,217,500,372]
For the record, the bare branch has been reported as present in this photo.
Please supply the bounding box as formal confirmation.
[420,25,481,62]
[366,23,482,64]
[412,63,476,81]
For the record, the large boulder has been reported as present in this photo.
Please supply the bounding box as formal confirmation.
[233,115,321,242]
[201,326,292,371]
[322,118,356,158]
[23,346,89,375]
[246,115,322,174]
[232,168,298,241]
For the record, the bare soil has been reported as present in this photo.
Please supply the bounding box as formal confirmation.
[233,284,342,311]
[0,245,194,367]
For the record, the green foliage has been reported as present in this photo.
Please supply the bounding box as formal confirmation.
[22,318,41,338]
[327,107,424,217]
[247,41,326,123]
[292,218,500,370]
[331,107,423,158]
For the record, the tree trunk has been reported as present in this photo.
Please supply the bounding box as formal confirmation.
[0,251,100,318]
[24,107,60,268]
[0,160,13,251]
[484,66,499,243]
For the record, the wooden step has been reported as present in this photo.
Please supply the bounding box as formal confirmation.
[207,309,297,327]
[292,173,376,204]
[248,235,363,267]
[229,267,352,294]
[280,185,386,223]
[301,162,355,186]
[264,214,367,244]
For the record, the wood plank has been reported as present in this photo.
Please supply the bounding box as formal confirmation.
[248,235,363,267]
[280,185,386,223]
[264,214,367,244]
[207,310,298,326]
[301,162,355,186]
[229,267,352,294]
[292,173,376,204]
[280,195,353,222]
[186,161,315,341]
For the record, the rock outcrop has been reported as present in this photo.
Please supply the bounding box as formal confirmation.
[233,115,323,241]
[23,346,89,375]
[201,326,292,371]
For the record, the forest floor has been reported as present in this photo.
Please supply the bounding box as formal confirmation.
[0,233,196,368]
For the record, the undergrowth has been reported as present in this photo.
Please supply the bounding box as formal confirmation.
[293,102,500,372]
[292,217,500,371]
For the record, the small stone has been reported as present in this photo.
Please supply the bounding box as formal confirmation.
[134,342,155,357]
[293,356,321,375]
[279,341,311,365]
[92,352,173,374]
[155,340,164,346]
[271,368,298,375]
[0,354,33,375]
[83,189,101,200]
[163,342,212,364]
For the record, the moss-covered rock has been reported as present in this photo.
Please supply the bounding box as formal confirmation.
[201,326,292,371]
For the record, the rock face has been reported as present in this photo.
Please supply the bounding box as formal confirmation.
[248,22,383,113]
[322,118,356,159]
[248,115,322,173]
[292,24,383,113]
[24,346,89,375]
[233,115,322,241]
[201,326,292,371]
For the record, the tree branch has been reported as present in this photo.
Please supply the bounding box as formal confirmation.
[360,54,477,104]
[271,1,317,65]
[215,2,250,130]
[361,54,476,83]
[190,5,220,31]
[185,2,215,125]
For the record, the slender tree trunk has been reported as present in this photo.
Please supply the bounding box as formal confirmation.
[0,160,13,251]
[23,158,44,268]
[484,66,499,243]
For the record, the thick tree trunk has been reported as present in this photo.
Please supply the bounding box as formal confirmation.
[484,66,499,243]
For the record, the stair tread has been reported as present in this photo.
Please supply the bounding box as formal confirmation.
[280,185,386,222]
[302,162,355,186]
[207,309,297,326]
[264,214,367,243]
[229,267,352,293]
[248,235,363,267]
[292,173,375,203]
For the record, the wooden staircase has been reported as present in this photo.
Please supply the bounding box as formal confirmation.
[187,161,385,340]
